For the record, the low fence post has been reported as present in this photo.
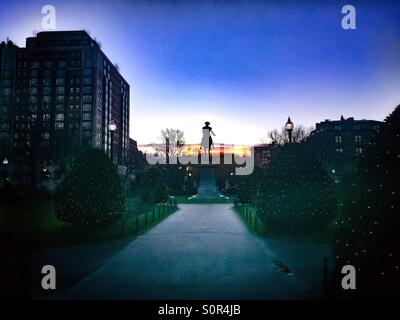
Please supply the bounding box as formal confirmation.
[135,216,139,232]
[121,216,125,238]
[323,257,330,297]
[145,212,148,227]
[254,212,257,231]
[152,208,155,223]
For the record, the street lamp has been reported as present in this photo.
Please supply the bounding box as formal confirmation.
[3,157,9,184]
[285,117,294,143]
[108,121,117,163]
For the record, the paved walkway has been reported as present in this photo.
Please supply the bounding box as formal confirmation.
[56,204,331,299]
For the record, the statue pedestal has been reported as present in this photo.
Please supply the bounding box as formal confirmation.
[195,165,221,199]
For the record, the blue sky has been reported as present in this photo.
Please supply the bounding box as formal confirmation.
[1,0,399,144]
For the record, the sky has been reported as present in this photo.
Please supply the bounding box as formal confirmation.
[0,0,399,145]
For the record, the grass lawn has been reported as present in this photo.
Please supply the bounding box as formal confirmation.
[0,200,60,237]
[175,195,233,204]
[234,204,334,244]
[0,198,177,249]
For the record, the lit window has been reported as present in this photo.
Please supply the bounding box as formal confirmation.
[335,136,342,143]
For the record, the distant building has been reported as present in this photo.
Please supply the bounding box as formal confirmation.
[0,39,19,160]
[0,31,130,188]
[306,116,383,179]
[253,143,278,167]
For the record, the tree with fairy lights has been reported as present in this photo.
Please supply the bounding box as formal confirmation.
[55,148,124,225]
[235,167,263,204]
[334,105,400,298]
[255,143,337,233]
[138,166,168,204]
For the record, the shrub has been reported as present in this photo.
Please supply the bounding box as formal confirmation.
[138,167,168,204]
[235,167,263,203]
[334,105,400,297]
[255,143,336,232]
[55,148,124,225]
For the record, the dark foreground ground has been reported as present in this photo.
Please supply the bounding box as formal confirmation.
[44,204,332,300]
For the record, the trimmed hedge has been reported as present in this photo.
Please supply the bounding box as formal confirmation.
[334,105,400,297]
[255,143,336,232]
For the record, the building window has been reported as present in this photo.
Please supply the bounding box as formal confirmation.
[354,135,361,143]
[335,135,342,143]
[56,95,64,103]
[83,77,92,85]
[3,70,13,78]
[43,70,52,77]
[82,122,91,129]
[83,86,92,94]
[355,147,363,155]
[29,87,38,95]
[56,69,66,77]
[84,68,92,77]
[56,78,65,86]
[83,104,91,112]
[43,87,52,94]
[56,87,65,94]
[29,79,38,86]
[2,88,11,96]
[55,122,64,130]
[43,79,52,86]
[43,96,51,103]
[82,112,91,121]
[353,125,360,130]
[334,125,341,131]
[83,95,92,102]
[55,113,64,121]
[336,148,343,154]
[57,61,66,68]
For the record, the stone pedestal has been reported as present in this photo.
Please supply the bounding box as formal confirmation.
[195,165,220,199]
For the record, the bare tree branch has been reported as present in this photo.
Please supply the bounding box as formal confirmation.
[267,125,313,145]
[151,128,186,160]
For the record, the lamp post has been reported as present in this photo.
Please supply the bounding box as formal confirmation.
[108,121,117,163]
[3,157,8,184]
[285,117,294,144]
